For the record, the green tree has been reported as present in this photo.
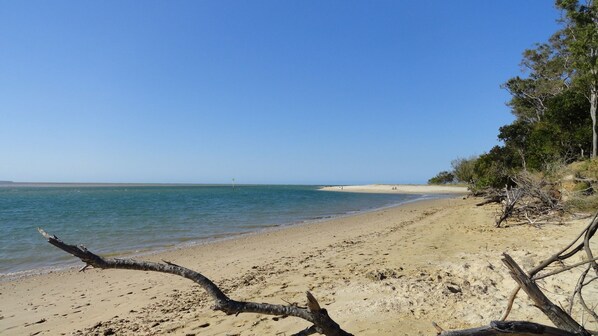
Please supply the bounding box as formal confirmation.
[498,121,532,170]
[557,0,598,156]
[451,156,478,184]
[502,33,570,123]
[542,88,591,159]
[428,171,455,185]
[496,89,589,170]
[473,146,520,190]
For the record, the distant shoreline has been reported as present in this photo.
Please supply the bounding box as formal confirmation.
[319,184,469,194]
[0,182,294,188]
[0,182,214,188]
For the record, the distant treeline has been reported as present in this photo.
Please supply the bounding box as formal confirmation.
[430,0,598,191]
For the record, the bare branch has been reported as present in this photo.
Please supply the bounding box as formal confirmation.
[501,253,591,335]
[575,266,598,326]
[533,256,598,281]
[440,320,581,336]
[499,211,598,320]
[501,286,522,321]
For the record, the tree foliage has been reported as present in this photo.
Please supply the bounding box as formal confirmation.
[451,156,477,184]
[556,0,598,156]
[428,171,455,185]
[430,1,598,191]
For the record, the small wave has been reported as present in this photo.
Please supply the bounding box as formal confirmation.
[238,224,280,229]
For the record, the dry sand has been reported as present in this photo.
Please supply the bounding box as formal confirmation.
[319,184,468,194]
[1,196,596,335]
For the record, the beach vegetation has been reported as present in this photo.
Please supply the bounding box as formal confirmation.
[572,157,598,180]
[431,0,598,204]
[450,156,477,184]
[427,171,455,185]
[557,0,598,157]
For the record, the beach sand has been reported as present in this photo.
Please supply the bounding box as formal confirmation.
[1,195,596,335]
[319,184,468,194]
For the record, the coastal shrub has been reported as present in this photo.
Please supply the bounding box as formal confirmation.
[576,158,598,180]
[566,193,598,212]
[427,171,455,185]
[471,146,519,191]
[451,156,478,184]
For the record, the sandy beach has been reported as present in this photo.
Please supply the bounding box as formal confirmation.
[1,195,595,335]
[319,184,469,194]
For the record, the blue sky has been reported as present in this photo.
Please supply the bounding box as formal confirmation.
[1,1,561,184]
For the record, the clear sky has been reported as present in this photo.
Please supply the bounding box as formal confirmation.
[1,1,562,185]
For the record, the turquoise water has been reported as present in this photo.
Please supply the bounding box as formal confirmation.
[0,185,432,276]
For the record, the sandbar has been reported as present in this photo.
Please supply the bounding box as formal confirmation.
[319,184,468,194]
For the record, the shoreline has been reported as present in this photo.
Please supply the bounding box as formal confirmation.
[319,184,469,194]
[0,193,444,282]
[1,185,425,277]
[2,195,592,335]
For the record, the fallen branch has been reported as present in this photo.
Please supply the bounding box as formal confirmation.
[533,256,598,281]
[501,212,598,321]
[477,195,504,206]
[496,187,524,227]
[37,228,352,336]
[440,320,582,336]
[486,172,564,228]
[501,253,591,335]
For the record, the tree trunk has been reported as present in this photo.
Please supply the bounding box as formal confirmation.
[440,320,581,336]
[591,87,597,158]
[501,254,591,335]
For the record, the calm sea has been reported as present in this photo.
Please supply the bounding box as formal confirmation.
[0,185,435,277]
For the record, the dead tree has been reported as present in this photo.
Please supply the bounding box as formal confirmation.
[500,253,590,335]
[37,228,352,336]
[497,212,598,327]
[491,172,564,228]
[439,320,582,336]
[496,186,525,227]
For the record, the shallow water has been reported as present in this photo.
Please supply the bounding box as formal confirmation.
[0,185,431,275]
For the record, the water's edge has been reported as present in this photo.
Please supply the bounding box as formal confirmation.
[0,193,455,282]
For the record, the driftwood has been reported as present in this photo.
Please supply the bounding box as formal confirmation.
[37,228,352,336]
[437,252,593,336]
[440,321,581,336]
[476,195,504,206]
[440,211,598,335]
[496,187,525,227]
[499,212,598,326]
[488,173,564,228]
[501,254,590,335]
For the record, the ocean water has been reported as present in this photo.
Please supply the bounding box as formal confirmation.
[0,185,434,277]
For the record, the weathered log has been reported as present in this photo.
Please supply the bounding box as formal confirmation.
[440,320,581,336]
[501,212,598,321]
[476,195,504,206]
[501,253,591,336]
[37,228,352,336]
